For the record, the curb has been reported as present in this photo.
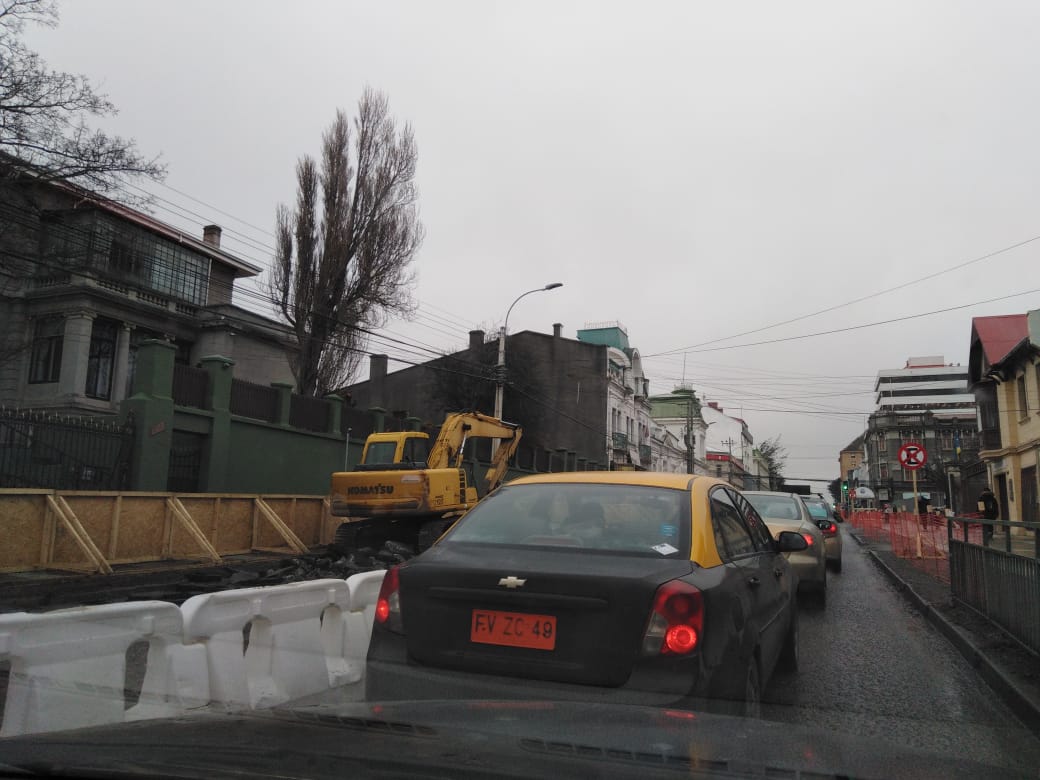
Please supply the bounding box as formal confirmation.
[850,531,1040,735]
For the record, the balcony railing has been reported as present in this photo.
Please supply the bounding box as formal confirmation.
[611,432,628,450]
[638,444,651,464]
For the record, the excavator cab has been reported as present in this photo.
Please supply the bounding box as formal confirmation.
[354,432,431,472]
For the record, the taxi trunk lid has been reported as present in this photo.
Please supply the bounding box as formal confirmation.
[399,543,694,687]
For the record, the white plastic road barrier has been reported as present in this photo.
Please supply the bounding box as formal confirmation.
[0,602,187,737]
[180,578,353,709]
[340,569,387,669]
[0,573,388,736]
[125,642,211,723]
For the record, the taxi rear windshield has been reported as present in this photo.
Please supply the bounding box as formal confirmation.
[443,483,691,557]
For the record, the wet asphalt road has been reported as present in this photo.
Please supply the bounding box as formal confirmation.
[761,526,1040,772]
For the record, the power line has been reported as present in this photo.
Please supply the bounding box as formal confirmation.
[0,201,472,365]
[147,180,278,241]
[133,178,488,337]
[122,187,481,348]
[126,182,278,259]
[652,231,1040,356]
[646,288,1040,356]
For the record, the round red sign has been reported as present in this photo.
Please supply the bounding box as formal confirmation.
[897,443,927,471]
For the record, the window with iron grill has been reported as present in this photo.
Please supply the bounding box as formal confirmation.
[29,317,63,384]
[85,318,119,400]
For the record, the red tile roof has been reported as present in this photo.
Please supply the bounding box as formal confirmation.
[971,314,1029,367]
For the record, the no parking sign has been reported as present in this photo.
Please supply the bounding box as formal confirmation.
[897,443,927,471]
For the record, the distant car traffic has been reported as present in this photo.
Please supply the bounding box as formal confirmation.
[742,491,828,604]
[367,472,808,716]
[800,495,843,573]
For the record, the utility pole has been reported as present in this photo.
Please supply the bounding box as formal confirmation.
[721,437,735,486]
[685,394,695,475]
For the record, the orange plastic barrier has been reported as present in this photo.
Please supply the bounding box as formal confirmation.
[850,510,953,583]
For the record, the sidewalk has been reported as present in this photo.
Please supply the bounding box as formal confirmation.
[848,528,1040,736]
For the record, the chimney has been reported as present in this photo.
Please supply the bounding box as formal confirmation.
[469,329,485,352]
[553,323,563,338]
[203,224,222,248]
[369,354,388,381]
[369,353,388,408]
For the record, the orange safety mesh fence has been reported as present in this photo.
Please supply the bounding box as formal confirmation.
[848,509,886,544]
[848,509,987,585]
[887,511,950,583]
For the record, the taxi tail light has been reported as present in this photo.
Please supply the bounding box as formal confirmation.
[375,565,404,634]
[642,580,703,656]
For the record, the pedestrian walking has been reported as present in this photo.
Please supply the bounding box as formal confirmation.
[978,487,999,543]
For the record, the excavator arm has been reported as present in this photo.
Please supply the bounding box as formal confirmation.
[426,411,522,489]
[484,425,522,493]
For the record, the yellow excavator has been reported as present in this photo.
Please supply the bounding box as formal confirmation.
[329,411,522,551]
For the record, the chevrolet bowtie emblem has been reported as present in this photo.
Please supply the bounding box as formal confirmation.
[498,576,526,589]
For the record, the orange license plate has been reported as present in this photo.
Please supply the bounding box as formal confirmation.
[470,610,557,651]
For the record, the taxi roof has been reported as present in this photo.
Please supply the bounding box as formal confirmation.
[506,471,705,490]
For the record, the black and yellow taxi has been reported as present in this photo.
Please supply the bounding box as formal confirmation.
[367,472,807,715]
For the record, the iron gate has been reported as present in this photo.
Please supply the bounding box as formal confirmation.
[0,408,133,490]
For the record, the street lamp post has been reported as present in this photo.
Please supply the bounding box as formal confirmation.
[492,282,563,456]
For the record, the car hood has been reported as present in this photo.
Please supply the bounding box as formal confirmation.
[0,699,1023,780]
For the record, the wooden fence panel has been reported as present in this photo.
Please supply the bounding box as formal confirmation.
[0,490,331,573]
[110,495,167,561]
[213,496,254,554]
[1,494,47,571]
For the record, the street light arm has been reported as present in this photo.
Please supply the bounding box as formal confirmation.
[504,283,563,334]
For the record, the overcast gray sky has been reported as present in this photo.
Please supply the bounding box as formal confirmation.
[25,1,1040,488]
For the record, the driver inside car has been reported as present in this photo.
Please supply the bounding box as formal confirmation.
[558,501,606,545]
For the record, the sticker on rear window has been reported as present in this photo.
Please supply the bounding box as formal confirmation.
[653,543,679,556]
[660,524,678,539]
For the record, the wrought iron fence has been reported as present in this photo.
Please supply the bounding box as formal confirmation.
[167,431,204,492]
[948,516,1040,655]
[289,394,329,433]
[172,363,209,409]
[230,379,279,422]
[0,407,134,490]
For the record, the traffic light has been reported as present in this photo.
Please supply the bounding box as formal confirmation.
[841,480,849,495]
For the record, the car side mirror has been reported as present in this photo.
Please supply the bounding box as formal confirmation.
[776,531,808,552]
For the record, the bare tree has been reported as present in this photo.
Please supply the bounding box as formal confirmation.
[269,89,422,396]
[0,0,164,193]
[827,477,842,504]
[758,435,788,489]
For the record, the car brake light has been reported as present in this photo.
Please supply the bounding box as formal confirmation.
[825,522,837,535]
[801,533,815,546]
[642,580,703,656]
[375,565,404,634]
